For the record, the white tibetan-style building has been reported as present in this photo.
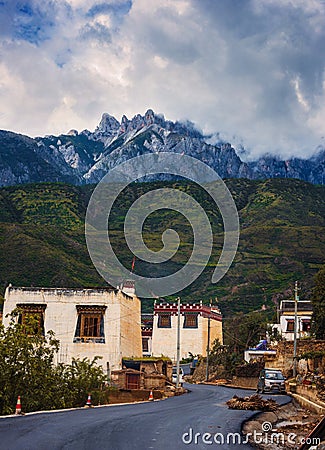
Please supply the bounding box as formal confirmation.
[150,301,223,361]
[3,285,142,374]
[270,299,313,341]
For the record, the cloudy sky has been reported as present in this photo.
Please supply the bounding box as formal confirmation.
[0,0,324,159]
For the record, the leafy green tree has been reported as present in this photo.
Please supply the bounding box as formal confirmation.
[0,312,107,414]
[209,339,243,375]
[204,311,269,378]
[311,266,325,339]
[0,310,60,414]
[223,311,269,354]
[180,352,197,364]
[266,325,283,343]
[59,357,107,407]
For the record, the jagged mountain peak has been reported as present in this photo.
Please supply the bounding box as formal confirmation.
[118,109,162,134]
[92,109,204,145]
[94,113,120,136]
[0,111,324,187]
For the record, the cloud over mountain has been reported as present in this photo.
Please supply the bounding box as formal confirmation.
[0,0,324,159]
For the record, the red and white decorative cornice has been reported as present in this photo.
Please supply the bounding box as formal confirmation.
[153,302,222,322]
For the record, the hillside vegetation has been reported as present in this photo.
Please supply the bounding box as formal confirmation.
[0,179,324,316]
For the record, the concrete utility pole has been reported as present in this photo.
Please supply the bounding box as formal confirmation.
[293,281,299,378]
[176,297,181,388]
[205,306,211,382]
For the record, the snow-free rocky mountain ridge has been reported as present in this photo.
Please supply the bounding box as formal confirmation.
[0,109,324,186]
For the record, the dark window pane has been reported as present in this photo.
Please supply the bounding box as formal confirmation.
[183,314,198,328]
[142,338,149,352]
[158,314,171,328]
[84,317,89,336]
[286,321,294,332]
[77,313,104,341]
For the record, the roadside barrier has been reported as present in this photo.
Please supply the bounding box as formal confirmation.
[86,394,92,407]
[15,396,22,415]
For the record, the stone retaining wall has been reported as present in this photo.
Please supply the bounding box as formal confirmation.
[264,340,325,377]
[231,376,258,389]
[288,384,325,414]
[108,389,163,403]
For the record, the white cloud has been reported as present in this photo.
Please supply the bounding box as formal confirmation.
[0,0,324,158]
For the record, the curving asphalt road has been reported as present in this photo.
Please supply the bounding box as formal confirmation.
[0,384,291,450]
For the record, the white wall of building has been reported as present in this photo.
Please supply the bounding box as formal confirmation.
[279,314,312,341]
[151,305,223,361]
[3,286,142,373]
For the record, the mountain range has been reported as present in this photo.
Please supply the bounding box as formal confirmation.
[0,109,324,186]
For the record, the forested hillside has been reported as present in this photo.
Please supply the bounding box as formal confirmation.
[0,179,324,316]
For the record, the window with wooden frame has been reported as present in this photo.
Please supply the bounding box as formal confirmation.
[286,319,294,332]
[17,303,46,335]
[301,319,311,332]
[142,338,149,352]
[74,305,106,343]
[157,313,171,328]
[183,313,198,328]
